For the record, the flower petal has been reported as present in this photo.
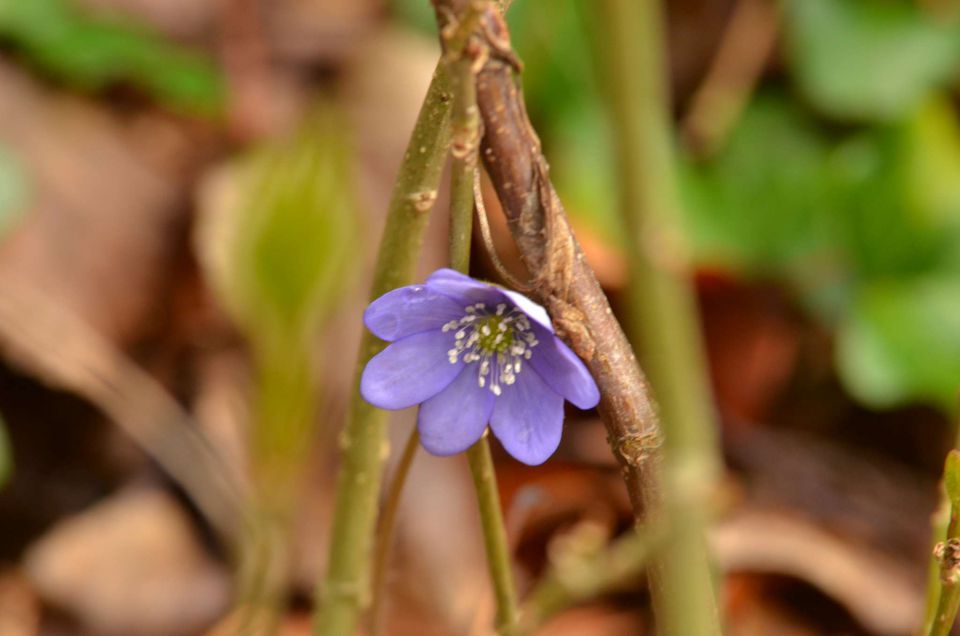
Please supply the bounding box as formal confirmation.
[364,284,465,341]
[426,268,501,305]
[418,365,494,456]
[489,369,564,465]
[360,331,462,410]
[529,325,601,410]
[502,289,554,333]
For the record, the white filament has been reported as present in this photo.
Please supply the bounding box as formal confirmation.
[442,302,539,396]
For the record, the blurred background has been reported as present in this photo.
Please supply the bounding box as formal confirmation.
[0,0,959,634]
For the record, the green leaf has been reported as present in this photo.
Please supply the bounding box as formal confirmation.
[827,129,954,282]
[0,0,225,116]
[837,275,960,409]
[784,0,960,122]
[679,95,836,278]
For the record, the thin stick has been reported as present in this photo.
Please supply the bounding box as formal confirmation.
[369,428,421,635]
[473,171,533,292]
[593,0,723,632]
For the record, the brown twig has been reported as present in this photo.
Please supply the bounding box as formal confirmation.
[429,0,664,530]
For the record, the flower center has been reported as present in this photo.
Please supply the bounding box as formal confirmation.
[443,302,539,396]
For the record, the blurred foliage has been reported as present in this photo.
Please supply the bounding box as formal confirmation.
[784,0,960,122]
[198,101,361,626]
[198,100,360,498]
[682,93,960,409]
[679,95,835,279]
[838,275,960,409]
[388,0,960,410]
[0,0,224,116]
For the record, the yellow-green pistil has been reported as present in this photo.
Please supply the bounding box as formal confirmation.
[476,316,514,354]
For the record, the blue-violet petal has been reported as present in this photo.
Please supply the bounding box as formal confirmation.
[528,323,600,410]
[418,365,494,456]
[426,268,501,305]
[360,331,463,410]
[489,368,564,466]
[364,284,465,342]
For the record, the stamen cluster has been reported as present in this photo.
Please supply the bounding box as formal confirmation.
[443,302,539,396]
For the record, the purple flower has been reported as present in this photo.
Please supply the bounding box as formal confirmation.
[360,269,600,465]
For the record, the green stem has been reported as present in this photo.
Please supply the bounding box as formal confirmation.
[448,60,478,274]
[923,445,960,635]
[467,438,520,634]
[592,0,722,634]
[369,428,420,635]
[923,472,953,633]
[929,587,960,636]
[312,65,453,636]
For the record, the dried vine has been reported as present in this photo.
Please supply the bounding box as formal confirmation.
[430,0,664,528]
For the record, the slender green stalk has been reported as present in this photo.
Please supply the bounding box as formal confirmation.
[467,437,520,634]
[929,581,960,636]
[447,51,479,273]
[592,0,723,634]
[923,467,953,632]
[369,428,420,635]
[921,411,960,631]
[923,449,960,635]
[312,65,453,636]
